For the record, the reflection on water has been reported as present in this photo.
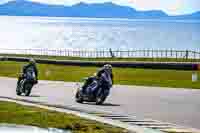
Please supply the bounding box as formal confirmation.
[0,16,199,50]
[0,124,71,133]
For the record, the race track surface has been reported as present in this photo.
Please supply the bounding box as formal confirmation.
[0,77,199,129]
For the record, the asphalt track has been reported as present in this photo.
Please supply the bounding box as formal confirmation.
[0,77,199,130]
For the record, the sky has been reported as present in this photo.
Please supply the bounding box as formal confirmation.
[0,0,200,15]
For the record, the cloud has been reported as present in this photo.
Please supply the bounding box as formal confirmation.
[0,0,14,4]
[124,0,200,15]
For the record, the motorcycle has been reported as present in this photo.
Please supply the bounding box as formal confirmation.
[16,69,36,96]
[75,72,112,105]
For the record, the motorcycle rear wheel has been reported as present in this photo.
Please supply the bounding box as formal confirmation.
[24,83,33,96]
[95,93,106,105]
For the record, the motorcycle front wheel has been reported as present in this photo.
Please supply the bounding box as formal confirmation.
[16,85,22,96]
[75,90,83,103]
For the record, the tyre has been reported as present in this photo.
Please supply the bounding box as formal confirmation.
[95,93,106,105]
[24,83,33,96]
[16,85,22,96]
[75,90,83,103]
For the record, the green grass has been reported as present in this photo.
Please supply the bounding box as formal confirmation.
[0,61,200,89]
[0,101,126,133]
[1,53,200,62]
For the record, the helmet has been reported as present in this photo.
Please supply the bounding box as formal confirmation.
[103,64,112,71]
[29,58,36,65]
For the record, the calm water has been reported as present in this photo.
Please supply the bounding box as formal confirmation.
[0,16,199,50]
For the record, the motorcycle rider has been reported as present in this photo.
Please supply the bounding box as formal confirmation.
[81,64,113,95]
[17,58,38,87]
[97,64,113,84]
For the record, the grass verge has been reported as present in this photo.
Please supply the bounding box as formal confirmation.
[0,61,200,89]
[0,101,126,133]
[1,53,200,62]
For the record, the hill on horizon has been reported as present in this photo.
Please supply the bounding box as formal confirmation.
[0,0,199,19]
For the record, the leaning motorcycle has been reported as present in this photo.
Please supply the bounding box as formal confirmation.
[75,72,112,105]
[16,69,36,96]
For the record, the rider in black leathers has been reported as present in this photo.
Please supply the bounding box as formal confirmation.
[17,58,38,86]
[81,64,113,94]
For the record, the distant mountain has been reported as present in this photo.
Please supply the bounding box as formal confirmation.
[0,0,199,19]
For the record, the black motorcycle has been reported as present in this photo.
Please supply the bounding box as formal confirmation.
[16,69,36,96]
[75,72,112,105]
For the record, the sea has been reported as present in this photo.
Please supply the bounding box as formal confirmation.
[0,16,199,51]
